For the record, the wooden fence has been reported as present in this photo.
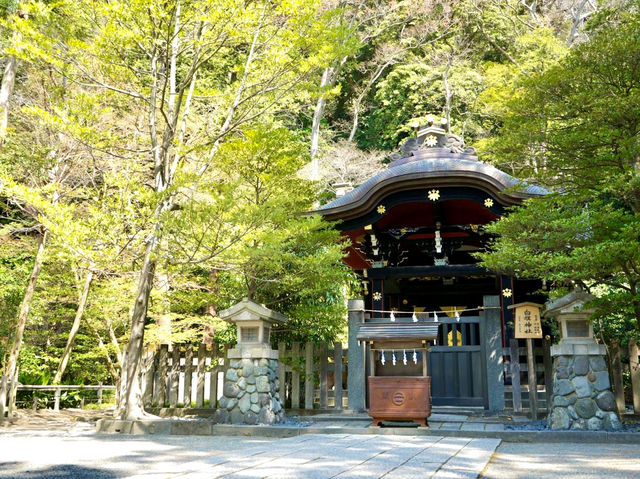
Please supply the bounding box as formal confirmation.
[502,338,553,420]
[141,342,347,411]
[13,337,636,418]
[142,343,227,408]
[277,342,347,411]
[609,338,640,415]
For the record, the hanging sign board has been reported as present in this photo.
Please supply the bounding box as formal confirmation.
[509,302,543,339]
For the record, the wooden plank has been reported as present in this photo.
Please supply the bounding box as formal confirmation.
[629,339,640,414]
[170,347,180,407]
[470,323,478,346]
[611,340,625,414]
[305,342,314,410]
[54,388,61,411]
[510,339,522,413]
[369,347,376,378]
[542,338,553,410]
[457,351,470,398]
[196,344,206,408]
[461,323,468,345]
[443,352,455,397]
[429,352,443,397]
[157,344,169,407]
[471,351,483,397]
[526,338,538,419]
[278,342,286,404]
[422,348,428,377]
[334,342,343,410]
[208,343,219,408]
[291,342,300,409]
[183,345,194,407]
[372,340,424,350]
[319,343,328,409]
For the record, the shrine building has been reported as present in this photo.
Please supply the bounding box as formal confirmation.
[315,116,547,411]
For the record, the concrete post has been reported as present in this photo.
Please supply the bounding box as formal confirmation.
[482,295,505,412]
[347,299,365,412]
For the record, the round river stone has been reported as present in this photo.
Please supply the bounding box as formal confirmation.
[574,398,597,419]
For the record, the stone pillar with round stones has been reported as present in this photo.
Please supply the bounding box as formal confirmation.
[545,290,621,430]
[213,298,286,425]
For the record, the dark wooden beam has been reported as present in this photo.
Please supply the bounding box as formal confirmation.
[365,264,488,279]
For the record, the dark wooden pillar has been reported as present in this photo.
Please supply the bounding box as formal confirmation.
[372,278,384,318]
[500,275,514,346]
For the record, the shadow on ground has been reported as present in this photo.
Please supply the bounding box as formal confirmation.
[0,462,119,479]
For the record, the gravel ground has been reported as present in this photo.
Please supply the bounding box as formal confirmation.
[505,418,640,432]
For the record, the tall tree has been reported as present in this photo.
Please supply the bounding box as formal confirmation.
[14,0,348,419]
[478,4,640,333]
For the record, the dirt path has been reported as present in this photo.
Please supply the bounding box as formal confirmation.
[1,408,113,433]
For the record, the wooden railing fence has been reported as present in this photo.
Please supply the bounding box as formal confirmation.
[2,384,116,418]
[140,341,348,412]
[502,338,553,420]
[142,343,227,409]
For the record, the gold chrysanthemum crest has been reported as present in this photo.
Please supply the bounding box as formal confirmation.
[424,135,438,147]
[428,189,440,201]
[502,288,512,298]
[377,205,386,214]
[373,292,383,301]
[484,198,494,208]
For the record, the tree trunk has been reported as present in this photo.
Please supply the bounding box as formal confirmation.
[566,0,590,47]
[0,54,17,149]
[204,268,219,346]
[88,320,120,383]
[443,55,453,132]
[52,269,94,384]
[106,317,123,365]
[348,62,392,143]
[0,229,49,418]
[310,66,335,180]
[117,240,157,419]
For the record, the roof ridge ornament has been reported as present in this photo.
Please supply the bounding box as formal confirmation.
[391,114,476,160]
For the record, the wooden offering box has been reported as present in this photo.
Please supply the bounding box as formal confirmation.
[368,376,432,427]
[357,322,438,427]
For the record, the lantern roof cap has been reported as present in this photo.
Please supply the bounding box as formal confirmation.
[219,298,286,324]
[543,289,594,318]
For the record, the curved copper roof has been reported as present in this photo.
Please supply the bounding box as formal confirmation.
[316,148,546,220]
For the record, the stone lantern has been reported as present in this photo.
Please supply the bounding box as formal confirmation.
[214,298,286,425]
[544,289,621,430]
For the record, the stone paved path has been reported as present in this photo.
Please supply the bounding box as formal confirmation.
[0,430,500,478]
[482,442,640,478]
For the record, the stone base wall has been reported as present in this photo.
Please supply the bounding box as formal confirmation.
[548,354,621,430]
[214,358,284,425]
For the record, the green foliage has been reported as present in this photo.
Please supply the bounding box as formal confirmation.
[212,124,357,343]
[360,61,485,150]
[478,5,640,336]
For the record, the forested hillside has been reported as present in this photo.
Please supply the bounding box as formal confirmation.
[0,0,636,419]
